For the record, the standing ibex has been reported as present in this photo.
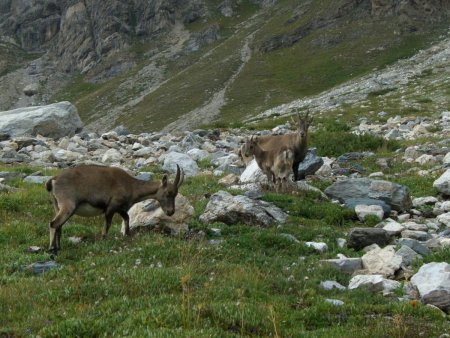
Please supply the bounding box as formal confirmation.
[243,136,294,192]
[243,111,313,181]
[46,164,184,254]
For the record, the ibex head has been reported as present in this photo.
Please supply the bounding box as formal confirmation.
[292,110,313,138]
[155,165,184,216]
[242,135,259,157]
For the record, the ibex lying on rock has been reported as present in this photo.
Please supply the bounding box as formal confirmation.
[242,112,312,181]
[46,164,184,254]
[243,136,294,192]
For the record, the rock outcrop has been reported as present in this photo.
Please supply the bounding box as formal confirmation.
[0,101,82,139]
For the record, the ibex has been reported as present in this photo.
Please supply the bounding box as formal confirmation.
[242,112,312,181]
[243,136,294,192]
[45,164,184,254]
[273,148,295,192]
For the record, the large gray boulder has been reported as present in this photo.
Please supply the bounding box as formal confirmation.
[0,102,83,139]
[199,190,288,227]
[297,148,324,179]
[324,178,412,211]
[411,262,450,312]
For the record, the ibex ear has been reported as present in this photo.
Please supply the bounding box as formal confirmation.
[162,174,168,187]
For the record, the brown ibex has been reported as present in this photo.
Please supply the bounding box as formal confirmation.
[45,164,184,254]
[243,136,294,192]
[243,111,313,181]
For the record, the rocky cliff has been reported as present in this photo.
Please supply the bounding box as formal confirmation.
[0,0,449,132]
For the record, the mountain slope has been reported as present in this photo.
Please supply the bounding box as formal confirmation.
[0,0,448,132]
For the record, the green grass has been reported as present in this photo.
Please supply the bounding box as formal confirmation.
[1,163,449,336]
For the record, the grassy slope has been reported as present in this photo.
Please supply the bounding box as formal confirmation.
[51,0,447,132]
[0,163,449,336]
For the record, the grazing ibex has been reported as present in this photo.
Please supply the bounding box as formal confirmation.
[46,164,184,254]
[243,136,294,192]
[242,112,312,181]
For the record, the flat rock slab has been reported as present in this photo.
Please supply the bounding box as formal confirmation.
[21,261,59,274]
[324,178,412,211]
[199,190,288,227]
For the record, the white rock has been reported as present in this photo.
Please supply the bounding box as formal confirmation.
[325,299,344,306]
[433,169,450,195]
[382,218,405,236]
[187,148,210,161]
[162,152,199,177]
[305,241,328,253]
[361,246,402,277]
[411,262,450,311]
[355,204,384,222]
[437,212,450,227]
[348,274,401,295]
[412,196,438,207]
[320,280,346,291]
[415,154,436,166]
[239,159,268,184]
[443,152,450,166]
[102,148,122,163]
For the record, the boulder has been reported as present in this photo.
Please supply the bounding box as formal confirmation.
[348,228,390,250]
[396,245,421,267]
[239,159,268,184]
[398,238,431,256]
[433,169,450,195]
[437,212,450,227]
[101,149,122,163]
[0,102,83,139]
[361,246,402,277]
[199,190,288,227]
[305,241,328,253]
[297,148,323,179]
[163,152,199,177]
[320,281,346,291]
[121,194,193,236]
[382,218,405,236]
[324,178,412,211]
[348,274,401,295]
[411,262,450,312]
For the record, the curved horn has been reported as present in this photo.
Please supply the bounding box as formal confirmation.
[174,164,184,189]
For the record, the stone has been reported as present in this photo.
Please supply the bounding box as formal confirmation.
[361,246,402,277]
[402,221,428,232]
[239,159,268,184]
[437,212,450,227]
[348,228,390,251]
[396,245,421,267]
[382,218,405,236]
[320,258,363,274]
[415,154,437,166]
[101,148,122,163]
[23,83,39,96]
[163,152,199,177]
[199,191,288,227]
[187,148,210,161]
[401,230,431,241]
[23,175,53,184]
[325,299,344,306]
[297,148,323,178]
[336,238,346,248]
[0,102,83,139]
[305,241,328,253]
[443,152,450,166]
[324,178,412,212]
[122,194,194,236]
[344,198,391,217]
[433,169,450,195]
[398,238,431,256]
[320,280,346,291]
[411,262,450,312]
[348,275,401,295]
[412,196,438,207]
[355,204,385,222]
